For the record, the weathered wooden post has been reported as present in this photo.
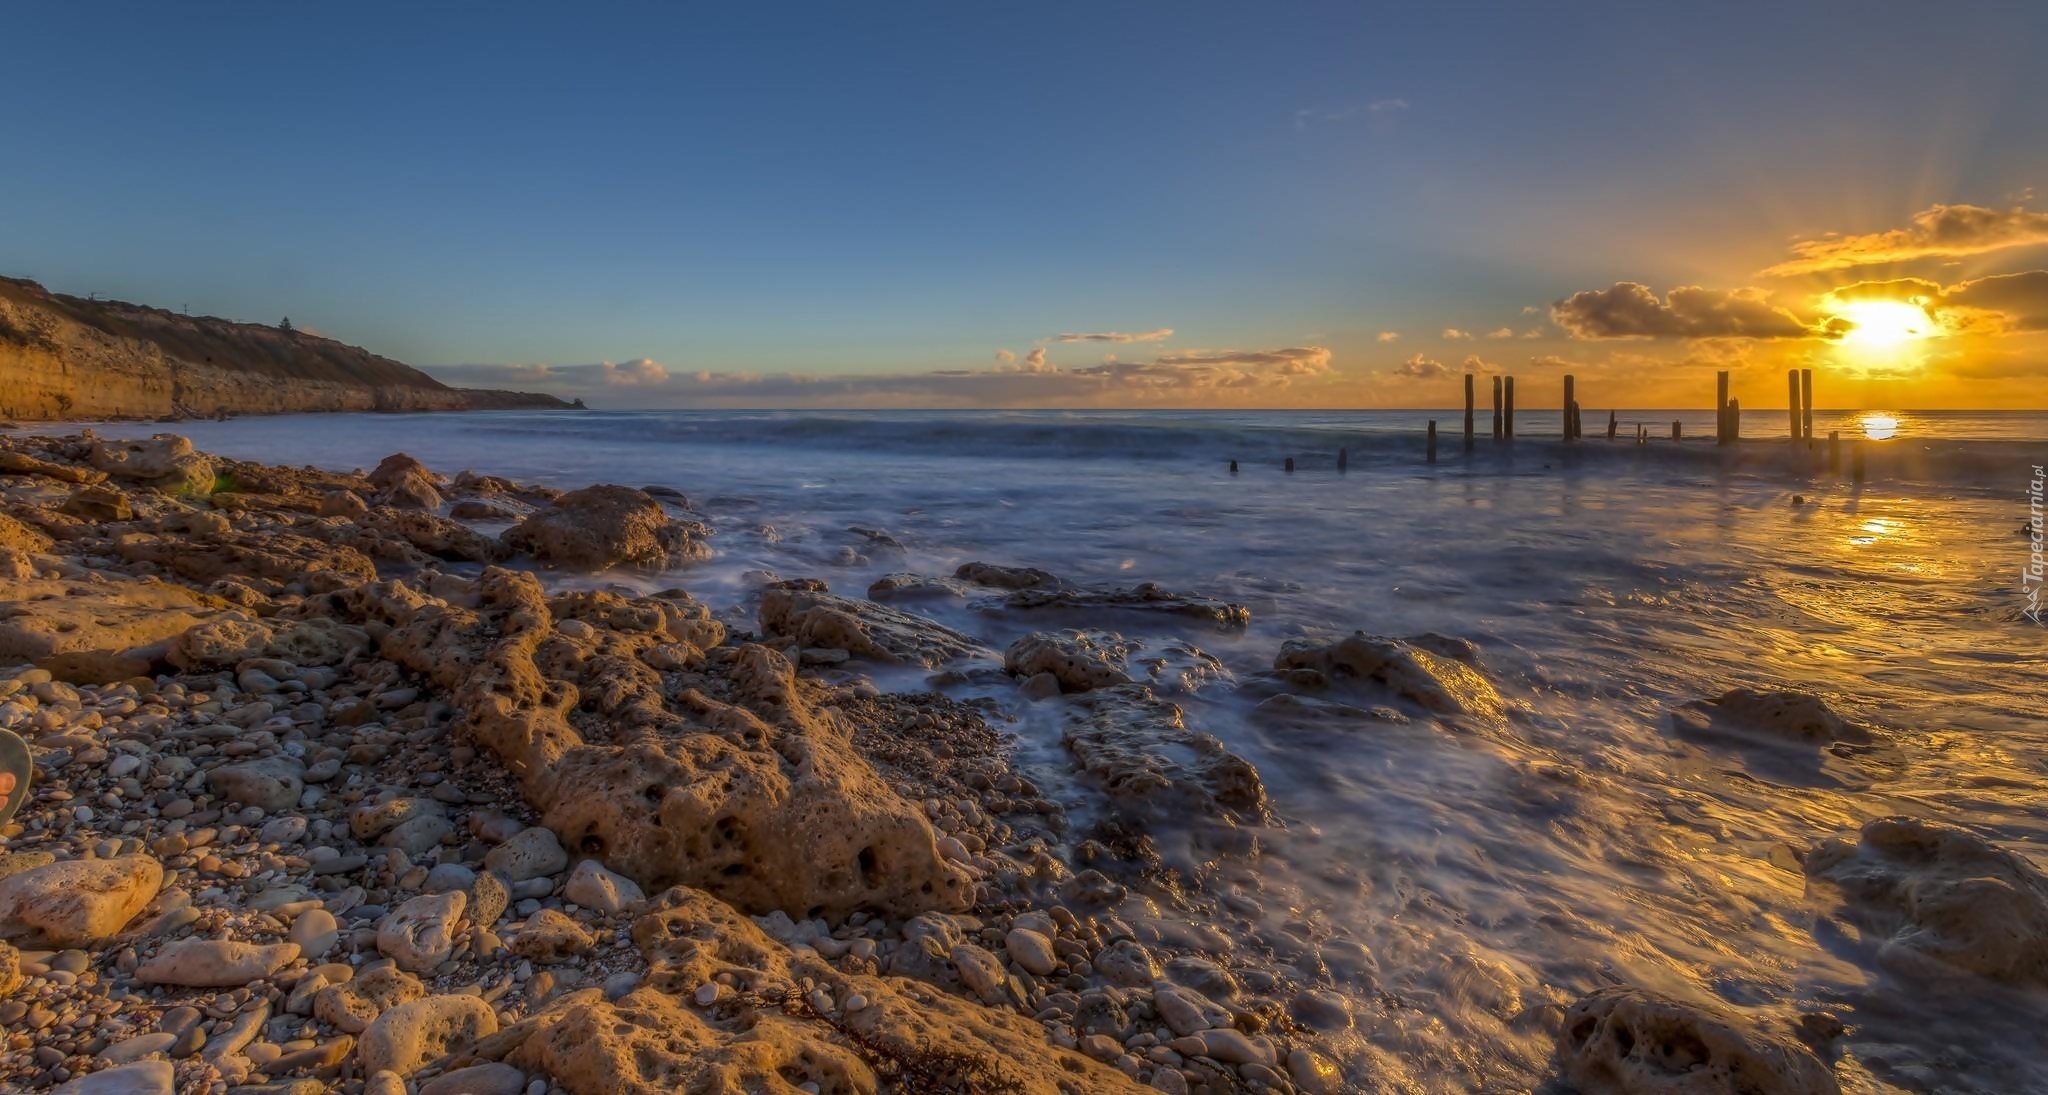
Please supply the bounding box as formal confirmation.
[1716,371,1730,444]
[1727,397,1740,443]
[1504,376,1516,438]
[1800,369,1814,444]
[1337,446,1348,473]
[1672,420,1681,442]
[1284,457,1295,473]
[1426,420,1438,463]
[1563,375,1577,440]
[1464,373,1475,450]
[1787,369,1802,441]
[1491,376,1503,440]
[1607,409,1617,440]
[1229,459,1239,475]
[1827,431,1839,473]
[1851,440,1865,482]
[1572,402,1583,440]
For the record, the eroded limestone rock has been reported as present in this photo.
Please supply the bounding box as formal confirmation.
[1003,630,1132,693]
[86,434,216,496]
[503,485,709,570]
[758,579,986,669]
[1671,689,1867,746]
[1804,815,2048,984]
[0,854,163,946]
[1555,987,1839,1095]
[1062,685,1267,824]
[1272,631,1506,725]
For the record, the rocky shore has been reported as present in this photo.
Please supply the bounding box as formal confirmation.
[0,430,2035,1095]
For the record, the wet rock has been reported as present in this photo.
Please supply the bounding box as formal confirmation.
[371,453,444,511]
[1005,927,1058,976]
[136,938,299,987]
[1805,815,2048,984]
[758,579,986,668]
[206,755,306,811]
[419,1063,528,1095]
[1062,686,1268,824]
[953,942,1009,1005]
[359,993,500,1077]
[1152,981,1230,1036]
[955,561,1065,590]
[1004,630,1132,693]
[995,581,1250,629]
[378,891,468,973]
[1672,689,1868,746]
[1555,986,1840,1095]
[564,859,645,915]
[503,484,709,570]
[0,854,163,946]
[1249,692,1405,727]
[1273,630,1506,724]
[320,489,370,518]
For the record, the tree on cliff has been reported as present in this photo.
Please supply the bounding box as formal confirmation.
[278,317,294,332]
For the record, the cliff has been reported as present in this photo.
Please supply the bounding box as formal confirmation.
[0,277,574,420]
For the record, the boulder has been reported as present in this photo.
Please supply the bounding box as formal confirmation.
[378,891,468,973]
[320,489,370,518]
[0,513,52,555]
[1672,689,1867,745]
[135,938,299,987]
[316,964,427,1034]
[371,454,444,512]
[564,859,646,915]
[359,993,499,1077]
[86,434,215,496]
[502,484,708,570]
[1804,815,2048,984]
[511,909,591,963]
[1273,631,1506,724]
[1555,986,1839,1095]
[53,1060,175,1095]
[1062,685,1268,824]
[59,484,134,521]
[0,577,214,669]
[1003,630,1132,693]
[994,580,1250,629]
[0,854,163,946]
[484,827,568,882]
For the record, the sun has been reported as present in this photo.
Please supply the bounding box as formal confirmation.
[1831,300,1934,350]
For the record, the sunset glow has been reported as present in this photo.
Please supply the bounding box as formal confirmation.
[1832,300,1936,351]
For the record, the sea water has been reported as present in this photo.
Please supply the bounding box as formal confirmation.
[52,409,2048,1091]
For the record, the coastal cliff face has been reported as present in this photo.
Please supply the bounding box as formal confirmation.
[0,277,570,419]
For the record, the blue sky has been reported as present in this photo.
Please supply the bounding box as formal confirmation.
[7,2,2048,407]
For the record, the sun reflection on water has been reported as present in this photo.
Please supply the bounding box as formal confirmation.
[1861,413,1899,440]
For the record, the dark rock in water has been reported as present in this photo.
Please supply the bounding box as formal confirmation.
[1271,631,1505,724]
[955,561,1065,591]
[1805,815,2048,985]
[1061,684,1268,825]
[502,484,710,571]
[758,578,987,668]
[997,581,1251,630]
[1555,986,1841,1095]
[1670,689,1867,746]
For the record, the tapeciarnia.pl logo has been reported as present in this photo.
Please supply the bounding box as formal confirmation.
[2028,464,2045,625]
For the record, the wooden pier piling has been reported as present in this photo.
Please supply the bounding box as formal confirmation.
[1715,371,1730,444]
[1607,409,1617,440]
[1426,420,1437,463]
[1491,376,1503,440]
[1464,373,1475,450]
[1563,375,1576,440]
[1337,446,1348,473]
[1827,431,1838,473]
[1851,440,1865,482]
[1504,376,1516,438]
[1672,420,1681,442]
[1800,369,1814,444]
[1787,369,1802,441]
[1229,459,1238,475]
[1284,457,1294,473]
[1727,397,1740,442]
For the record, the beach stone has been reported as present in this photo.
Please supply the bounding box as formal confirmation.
[423,863,478,894]
[467,871,510,927]
[1005,927,1058,976]
[420,1063,528,1095]
[99,1031,178,1065]
[316,965,426,1034]
[501,484,708,570]
[363,1072,407,1095]
[1556,986,1840,1095]
[1805,815,2048,984]
[206,756,306,812]
[137,938,299,987]
[1673,688,1867,745]
[321,489,370,517]
[1288,1048,1344,1095]
[757,579,986,668]
[53,1059,175,1094]
[952,942,1008,1005]
[484,828,568,882]
[379,891,467,972]
[58,484,132,521]
[0,854,163,946]
[511,908,592,963]
[1094,939,1159,987]
[564,859,644,914]
[1169,1029,1275,1067]
[290,908,340,959]
[1152,981,1230,1036]
[359,993,499,1077]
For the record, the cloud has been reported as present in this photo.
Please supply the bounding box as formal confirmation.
[427,345,1333,409]
[1528,355,1582,368]
[1392,354,1447,379]
[1550,282,1815,340]
[1461,355,1503,374]
[1760,204,2048,276]
[994,349,1016,366]
[1442,328,1473,340]
[1051,328,1173,344]
[1294,98,1408,130]
[1820,270,2048,333]
[1376,331,1401,343]
[1485,327,1515,339]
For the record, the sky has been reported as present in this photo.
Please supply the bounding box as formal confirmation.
[6,1,2048,410]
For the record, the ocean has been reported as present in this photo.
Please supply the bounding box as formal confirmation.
[51,408,2048,1091]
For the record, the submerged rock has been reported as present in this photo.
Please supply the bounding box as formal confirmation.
[1273,630,1506,724]
[1555,986,1840,1095]
[995,580,1251,629]
[1671,689,1868,746]
[1004,630,1132,693]
[503,484,709,570]
[1804,815,2048,984]
[758,579,986,668]
[1062,685,1268,824]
